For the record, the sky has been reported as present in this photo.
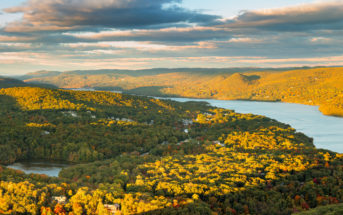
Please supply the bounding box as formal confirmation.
[0,0,343,75]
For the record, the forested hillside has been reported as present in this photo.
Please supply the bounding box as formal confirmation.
[0,77,56,89]
[22,67,343,117]
[0,77,30,88]
[294,203,343,215]
[1,86,343,214]
[0,86,208,164]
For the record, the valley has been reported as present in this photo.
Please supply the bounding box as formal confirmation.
[0,81,343,214]
[1,0,343,214]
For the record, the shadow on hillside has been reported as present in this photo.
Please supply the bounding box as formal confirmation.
[0,78,28,88]
[0,94,20,111]
[0,77,58,89]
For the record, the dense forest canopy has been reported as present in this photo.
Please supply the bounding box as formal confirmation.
[0,84,342,214]
[21,67,343,117]
[0,86,209,164]
[295,203,343,215]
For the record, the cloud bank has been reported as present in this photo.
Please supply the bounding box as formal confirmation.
[223,0,343,31]
[1,0,343,74]
[3,0,219,32]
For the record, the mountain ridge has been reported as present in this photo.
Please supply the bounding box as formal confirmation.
[19,67,343,117]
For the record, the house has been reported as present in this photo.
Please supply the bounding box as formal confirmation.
[104,204,121,215]
[52,196,67,204]
[121,118,133,122]
[62,111,78,117]
[182,119,193,126]
[41,131,50,135]
[69,111,78,117]
[213,141,225,147]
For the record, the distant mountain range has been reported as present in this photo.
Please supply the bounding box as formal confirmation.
[19,68,275,78]
[8,67,343,117]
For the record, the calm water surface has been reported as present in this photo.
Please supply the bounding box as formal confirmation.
[168,98,343,153]
[7,161,70,177]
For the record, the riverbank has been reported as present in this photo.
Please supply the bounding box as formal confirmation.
[166,97,343,153]
[66,88,343,153]
[6,161,71,177]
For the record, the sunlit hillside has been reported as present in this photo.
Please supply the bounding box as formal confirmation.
[0,85,343,214]
[1,0,343,214]
[23,67,343,117]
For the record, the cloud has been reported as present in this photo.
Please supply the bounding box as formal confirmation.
[221,0,343,31]
[2,0,343,74]
[0,35,35,42]
[64,26,232,43]
[310,37,332,44]
[228,37,263,43]
[62,41,216,53]
[3,53,343,73]
[3,0,220,32]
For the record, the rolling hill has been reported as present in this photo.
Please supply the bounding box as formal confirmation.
[0,76,57,89]
[1,85,343,214]
[0,77,30,88]
[21,67,343,117]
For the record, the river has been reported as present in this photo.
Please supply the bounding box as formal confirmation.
[167,98,343,153]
